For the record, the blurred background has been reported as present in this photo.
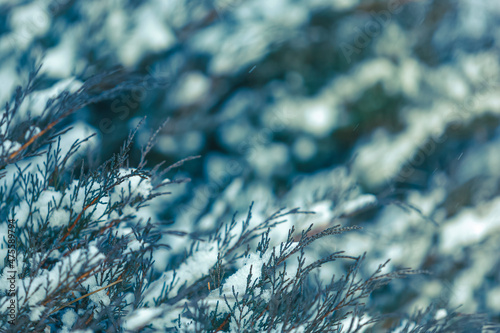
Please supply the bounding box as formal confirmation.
[1,0,500,327]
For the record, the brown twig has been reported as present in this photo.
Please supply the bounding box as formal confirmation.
[49,279,123,315]
[7,106,76,161]
[60,195,100,242]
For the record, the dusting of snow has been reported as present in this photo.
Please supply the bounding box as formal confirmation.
[24,126,41,140]
[0,60,18,103]
[12,175,109,232]
[340,194,377,216]
[24,78,82,116]
[61,309,78,332]
[82,279,111,312]
[293,135,317,162]
[119,6,176,67]
[247,143,289,178]
[0,140,22,156]
[339,314,373,333]
[391,320,416,333]
[42,28,78,78]
[487,287,500,311]
[14,188,69,230]
[229,305,253,332]
[169,71,211,107]
[111,168,153,200]
[304,103,338,138]
[8,1,51,50]
[29,305,45,321]
[440,196,500,253]
[450,250,494,311]
[206,250,273,313]
[0,245,105,312]
[144,242,219,304]
[123,307,163,331]
[434,308,447,320]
